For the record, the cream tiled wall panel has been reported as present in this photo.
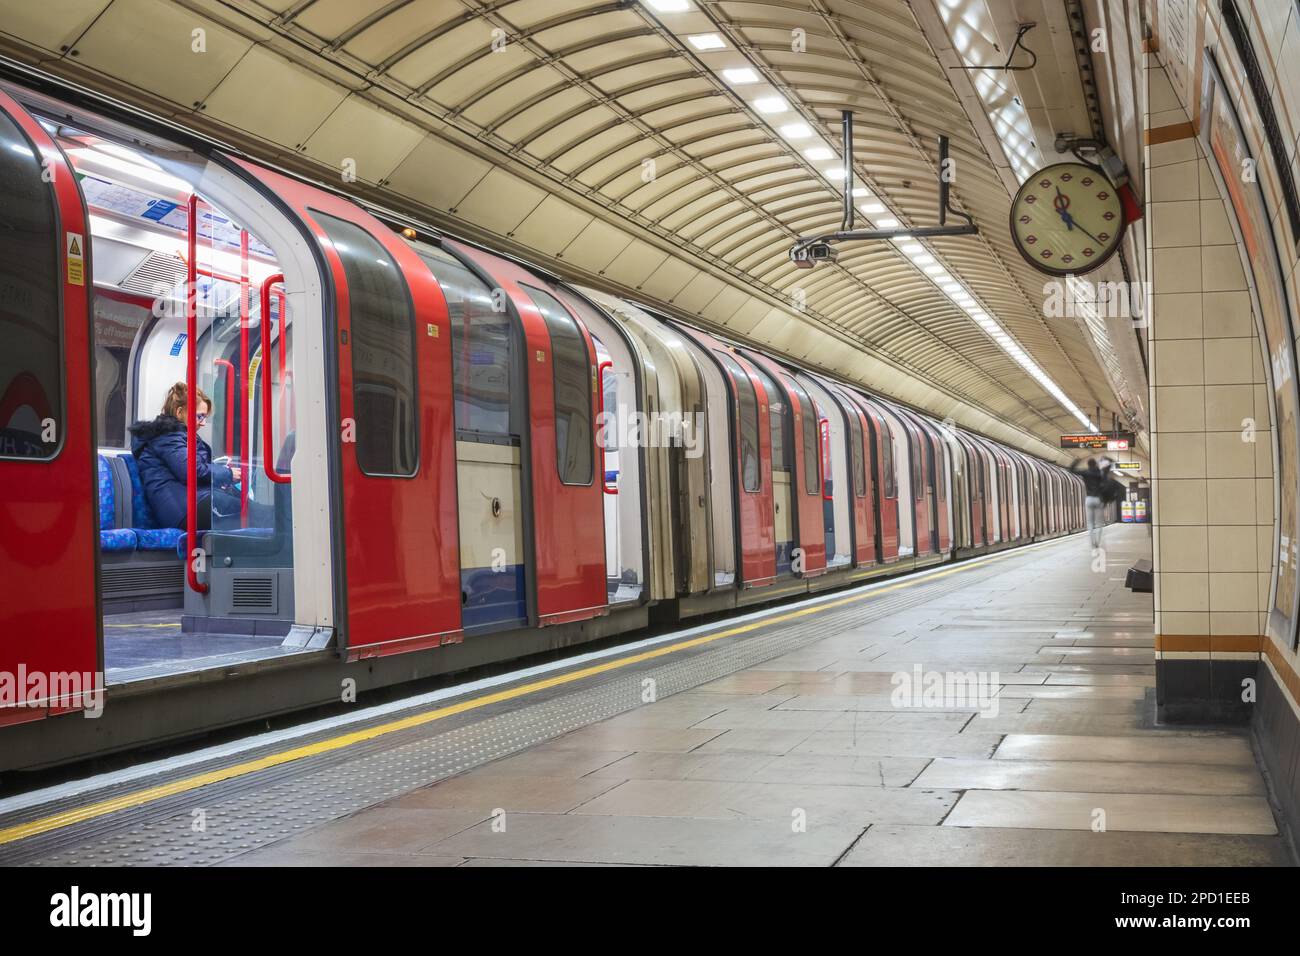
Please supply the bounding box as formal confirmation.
[1145,47,1278,641]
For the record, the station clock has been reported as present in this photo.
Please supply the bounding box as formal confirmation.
[1009,161,1127,276]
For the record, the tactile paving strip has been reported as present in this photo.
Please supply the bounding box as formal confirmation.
[3,542,1062,866]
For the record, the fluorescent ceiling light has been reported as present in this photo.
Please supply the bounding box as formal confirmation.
[688,33,725,50]
[877,218,900,228]
[911,253,935,265]
[824,168,847,180]
[723,67,758,84]
[645,0,691,10]
[851,187,869,197]
[803,146,833,161]
[753,96,788,114]
[779,123,811,138]
[860,203,886,214]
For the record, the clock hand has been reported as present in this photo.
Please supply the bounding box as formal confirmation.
[1053,187,1075,230]
[1070,218,1104,246]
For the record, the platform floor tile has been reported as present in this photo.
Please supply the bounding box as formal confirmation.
[839,824,1291,867]
[942,791,1277,835]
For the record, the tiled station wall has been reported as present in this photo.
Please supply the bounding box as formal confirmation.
[1145,0,1300,827]
[1146,55,1274,720]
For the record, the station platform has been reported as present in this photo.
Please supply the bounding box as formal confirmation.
[0,524,1289,868]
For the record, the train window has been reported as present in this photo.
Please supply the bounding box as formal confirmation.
[718,354,760,493]
[748,363,789,472]
[416,246,514,439]
[784,376,819,495]
[522,285,593,485]
[94,293,150,448]
[314,211,419,477]
[0,110,63,460]
[849,408,866,497]
[909,428,922,500]
[934,435,946,502]
[880,419,896,499]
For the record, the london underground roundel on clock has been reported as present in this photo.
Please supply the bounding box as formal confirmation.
[1009,161,1127,276]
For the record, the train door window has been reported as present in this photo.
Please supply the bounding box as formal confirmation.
[908,428,922,500]
[748,363,789,473]
[785,376,819,495]
[314,211,418,477]
[93,294,150,448]
[0,109,63,460]
[934,434,946,502]
[717,354,760,492]
[417,246,514,439]
[522,285,593,485]
[849,408,865,497]
[880,419,896,498]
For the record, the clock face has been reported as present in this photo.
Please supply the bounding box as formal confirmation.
[1009,162,1126,276]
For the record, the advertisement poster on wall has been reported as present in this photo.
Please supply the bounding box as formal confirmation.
[1200,50,1300,647]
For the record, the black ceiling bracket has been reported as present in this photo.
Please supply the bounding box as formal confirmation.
[790,117,977,269]
[949,22,1038,73]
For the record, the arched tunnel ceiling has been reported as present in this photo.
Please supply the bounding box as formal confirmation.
[0,0,1129,460]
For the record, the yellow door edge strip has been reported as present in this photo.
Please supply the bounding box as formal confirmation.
[0,536,1062,847]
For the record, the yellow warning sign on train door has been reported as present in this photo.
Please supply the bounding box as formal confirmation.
[66,232,85,286]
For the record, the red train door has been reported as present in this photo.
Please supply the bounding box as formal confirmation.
[741,350,826,577]
[894,411,931,557]
[928,421,951,553]
[0,90,100,722]
[980,449,993,543]
[230,160,461,656]
[834,386,876,566]
[855,395,899,563]
[444,242,607,625]
[715,350,777,587]
[904,413,946,554]
[780,371,828,577]
[996,449,1013,540]
[958,435,986,546]
[993,444,1013,541]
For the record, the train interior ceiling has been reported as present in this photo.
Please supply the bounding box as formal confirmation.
[4,84,1088,691]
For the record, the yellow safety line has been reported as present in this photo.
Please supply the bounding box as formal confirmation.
[103,623,182,629]
[0,536,1065,847]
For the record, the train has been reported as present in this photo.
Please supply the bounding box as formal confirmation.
[0,75,1088,770]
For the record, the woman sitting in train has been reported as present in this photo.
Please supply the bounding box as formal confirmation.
[128,382,245,532]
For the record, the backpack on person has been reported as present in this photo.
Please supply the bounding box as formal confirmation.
[1100,474,1125,505]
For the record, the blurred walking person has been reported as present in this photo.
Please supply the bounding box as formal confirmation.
[1070,456,1112,551]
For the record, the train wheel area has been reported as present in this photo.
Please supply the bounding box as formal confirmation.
[0,525,1283,871]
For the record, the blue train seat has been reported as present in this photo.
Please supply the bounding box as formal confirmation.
[119,454,185,552]
[98,455,137,553]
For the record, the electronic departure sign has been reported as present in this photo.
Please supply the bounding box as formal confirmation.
[1060,432,1135,450]
[1113,462,1142,471]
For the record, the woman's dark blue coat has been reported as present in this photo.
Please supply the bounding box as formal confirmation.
[128,415,234,530]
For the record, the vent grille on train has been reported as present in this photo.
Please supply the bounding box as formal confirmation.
[232,576,276,611]
[101,565,184,596]
[119,251,186,298]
